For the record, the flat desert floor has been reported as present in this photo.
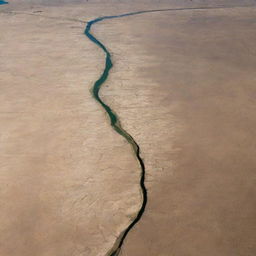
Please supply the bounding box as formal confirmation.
[0,1,256,256]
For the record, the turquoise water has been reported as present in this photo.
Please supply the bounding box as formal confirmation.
[0,1,8,5]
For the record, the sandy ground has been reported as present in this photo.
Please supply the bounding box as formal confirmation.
[97,4,256,256]
[1,1,256,256]
[0,1,142,256]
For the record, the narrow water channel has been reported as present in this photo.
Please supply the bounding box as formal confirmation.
[85,12,148,256]
[84,7,224,256]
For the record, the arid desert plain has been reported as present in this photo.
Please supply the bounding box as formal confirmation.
[0,0,256,255]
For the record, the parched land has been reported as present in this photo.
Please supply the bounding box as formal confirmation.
[0,1,256,255]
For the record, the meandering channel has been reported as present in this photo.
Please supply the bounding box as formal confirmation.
[85,8,180,256]
[85,5,250,255]
[0,2,252,255]
[85,11,149,256]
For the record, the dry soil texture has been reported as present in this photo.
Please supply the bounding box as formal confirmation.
[0,1,256,256]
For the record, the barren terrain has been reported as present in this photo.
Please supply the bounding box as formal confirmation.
[0,1,256,255]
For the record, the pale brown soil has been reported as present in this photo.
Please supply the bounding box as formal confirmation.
[99,5,256,256]
[0,1,256,256]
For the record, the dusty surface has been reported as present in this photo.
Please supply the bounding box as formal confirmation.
[1,1,256,256]
[0,1,142,256]
[98,4,256,256]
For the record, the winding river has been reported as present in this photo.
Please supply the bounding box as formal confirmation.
[85,12,149,256]
[84,6,229,256]
[85,8,188,256]
[0,2,247,255]
[0,2,242,255]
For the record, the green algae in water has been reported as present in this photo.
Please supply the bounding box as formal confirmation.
[85,13,148,256]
